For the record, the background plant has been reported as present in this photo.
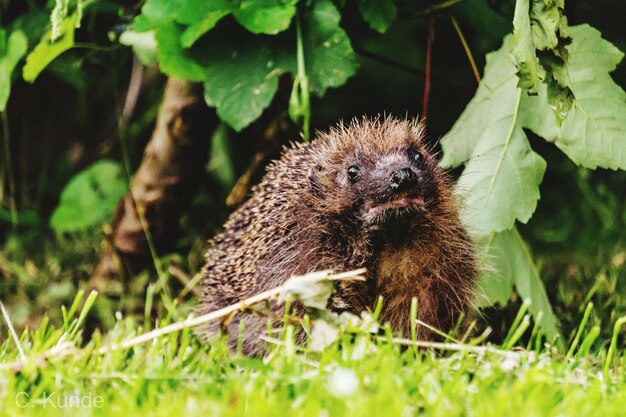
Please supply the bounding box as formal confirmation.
[1,0,625,346]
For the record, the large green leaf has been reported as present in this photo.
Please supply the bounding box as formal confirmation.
[180,11,229,48]
[511,0,572,123]
[301,0,359,95]
[522,25,626,170]
[119,30,157,67]
[203,37,285,131]
[202,0,358,131]
[133,0,228,44]
[529,0,566,51]
[455,118,546,234]
[134,0,294,44]
[511,0,542,89]
[50,161,128,232]
[0,30,28,111]
[138,0,358,131]
[440,44,517,167]
[154,22,208,82]
[441,37,546,234]
[23,15,76,83]
[132,0,184,32]
[443,23,625,341]
[171,0,230,47]
[477,228,560,342]
[356,0,398,34]
[233,0,297,35]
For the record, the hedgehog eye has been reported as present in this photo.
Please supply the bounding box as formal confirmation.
[347,165,361,183]
[409,148,424,166]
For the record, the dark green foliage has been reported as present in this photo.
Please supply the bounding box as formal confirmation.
[50,160,127,232]
[0,0,626,350]
[129,0,358,131]
[0,28,27,110]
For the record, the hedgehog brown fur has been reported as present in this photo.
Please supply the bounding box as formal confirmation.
[198,117,477,355]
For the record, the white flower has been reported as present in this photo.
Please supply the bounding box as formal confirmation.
[500,355,519,372]
[327,368,359,398]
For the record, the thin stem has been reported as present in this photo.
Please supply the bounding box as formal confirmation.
[296,12,307,137]
[292,10,310,140]
[379,336,515,356]
[422,17,436,122]
[354,47,466,88]
[450,15,481,85]
[96,268,366,354]
[73,42,120,52]
[0,302,25,360]
[115,69,168,295]
[1,110,17,227]
[417,0,466,16]
[400,0,467,20]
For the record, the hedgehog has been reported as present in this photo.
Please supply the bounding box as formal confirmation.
[198,117,477,355]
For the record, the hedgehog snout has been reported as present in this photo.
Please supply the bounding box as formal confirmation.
[389,167,418,193]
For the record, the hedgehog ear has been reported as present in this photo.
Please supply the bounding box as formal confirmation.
[307,164,323,195]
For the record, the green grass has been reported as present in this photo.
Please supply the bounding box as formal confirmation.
[1,289,626,417]
[1,228,626,416]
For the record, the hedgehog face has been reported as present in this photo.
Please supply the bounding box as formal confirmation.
[346,144,439,229]
[309,118,443,233]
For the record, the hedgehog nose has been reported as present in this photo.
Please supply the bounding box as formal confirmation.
[389,167,418,191]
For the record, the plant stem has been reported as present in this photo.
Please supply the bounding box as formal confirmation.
[291,10,310,140]
[0,301,25,360]
[401,0,467,20]
[1,110,17,227]
[422,17,436,122]
[353,47,466,88]
[450,15,481,85]
[96,268,366,354]
[417,0,466,16]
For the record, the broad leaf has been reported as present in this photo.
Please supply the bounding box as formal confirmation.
[511,0,572,123]
[233,0,298,35]
[440,43,517,167]
[202,0,359,131]
[134,0,293,43]
[455,120,546,234]
[119,30,157,66]
[203,37,285,131]
[154,22,208,82]
[301,0,359,95]
[441,36,546,234]
[23,15,76,83]
[522,25,626,170]
[477,228,560,342]
[357,0,398,34]
[132,0,184,32]
[444,24,625,337]
[529,0,565,51]
[138,0,358,131]
[134,0,228,36]
[180,11,229,48]
[175,0,230,47]
[0,30,28,111]
[50,161,128,232]
[174,0,230,25]
[511,0,542,89]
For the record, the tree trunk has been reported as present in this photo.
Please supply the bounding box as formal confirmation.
[92,78,217,286]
